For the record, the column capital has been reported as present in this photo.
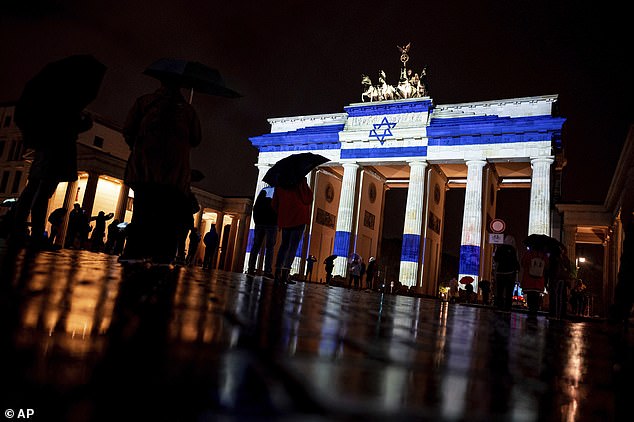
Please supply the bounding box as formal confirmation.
[530,156,555,165]
[465,159,487,168]
[255,163,272,170]
[407,160,428,168]
[342,162,360,170]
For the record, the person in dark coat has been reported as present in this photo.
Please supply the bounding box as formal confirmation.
[47,207,67,248]
[11,112,93,249]
[479,279,491,305]
[493,236,520,312]
[306,255,317,281]
[202,226,219,270]
[272,179,313,284]
[186,227,201,266]
[365,257,377,290]
[120,78,201,263]
[324,255,335,285]
[90,211,114,252]
[65,203,83,248]
[247,188,278,277]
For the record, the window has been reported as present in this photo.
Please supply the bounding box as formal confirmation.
[93,136,104,148]
[0,171,9,193]
[0,140,5,160]
[11,170,22,193]
[3,116,11,127]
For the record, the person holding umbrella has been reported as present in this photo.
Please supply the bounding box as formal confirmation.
[11,55,106,250]
[263,153,327,284]
[120,76,201,263]
[271,178,313,284]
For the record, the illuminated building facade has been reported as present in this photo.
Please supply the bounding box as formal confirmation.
[246,95,566,293]
[0,103,251,271]
[556,125,634,317]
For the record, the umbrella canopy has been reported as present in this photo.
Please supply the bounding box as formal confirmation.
[15,54,106,131]
[143,58,240,98]
[459,276,474,284]
[263,153,329,188]
[523,234,563,255]
[324,254,337,263]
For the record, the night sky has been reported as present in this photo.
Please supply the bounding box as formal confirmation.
[1,0,632,204]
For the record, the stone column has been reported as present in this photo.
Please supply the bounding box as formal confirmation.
[459,160,487,288]
[399,160,428,287]
[81,172,99,217]
[214,212,225,270]
[114,184,130,222]
[528,157,554,235]
[243,163,271,272]
[333,163,360,276]
[56,180,78,247]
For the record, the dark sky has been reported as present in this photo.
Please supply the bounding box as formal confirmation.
[1,0,632,202]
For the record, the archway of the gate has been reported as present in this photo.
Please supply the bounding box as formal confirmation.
[300,160,534,294]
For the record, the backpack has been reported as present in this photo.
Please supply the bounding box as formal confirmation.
[528,255,546,278]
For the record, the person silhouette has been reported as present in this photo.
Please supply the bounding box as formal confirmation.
[202,226,219,270]
[272,178,313,284]
[247,188,278,277]
[119,77,201,264]
[11,112,93,250]
[11,55,105,250]
[90,211,114,252]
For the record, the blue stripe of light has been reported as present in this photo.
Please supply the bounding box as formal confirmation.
[246,228,255,253]
[345,99,433,117]
[341,146,427,159]
[427,114,566,146]
[400,234,420,262]
[295,236,304,258]
[249,124,344,152]
[333,231,351,257]
[459,245,480,276]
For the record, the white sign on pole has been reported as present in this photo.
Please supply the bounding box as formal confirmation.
[489,233,505,244]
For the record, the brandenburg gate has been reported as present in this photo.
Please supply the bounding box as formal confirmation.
[244,46,565,293]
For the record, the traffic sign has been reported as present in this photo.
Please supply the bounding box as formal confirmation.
[489,218,506,234]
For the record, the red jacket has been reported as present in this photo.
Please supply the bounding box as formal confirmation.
[272,180,313,228]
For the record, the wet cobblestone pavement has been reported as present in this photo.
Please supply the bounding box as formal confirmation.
[1,248,632,421]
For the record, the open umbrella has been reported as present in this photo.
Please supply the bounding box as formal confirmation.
[459,276,474,284]
[523,234,563,256]
[324,254,337,264]
[15,54,106,132]
[263,153,329,188]
[143,58,240,100]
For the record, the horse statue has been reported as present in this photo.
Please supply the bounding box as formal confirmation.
[396,67,417,99]
[361,74,379,102]
[378,70,396,101]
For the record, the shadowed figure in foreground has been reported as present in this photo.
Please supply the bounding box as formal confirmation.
[10,55,106,250]
[120,77,201,264]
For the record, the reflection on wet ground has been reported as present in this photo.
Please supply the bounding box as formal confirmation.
[0,248,632,421]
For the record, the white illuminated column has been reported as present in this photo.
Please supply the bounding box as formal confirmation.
[243,163,272,273]
[458,160,486,289]
[333,163,360,276]
[399,160,428,287]
[528,157,554,235]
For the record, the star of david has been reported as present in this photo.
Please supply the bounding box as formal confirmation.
[369,117,397,144]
